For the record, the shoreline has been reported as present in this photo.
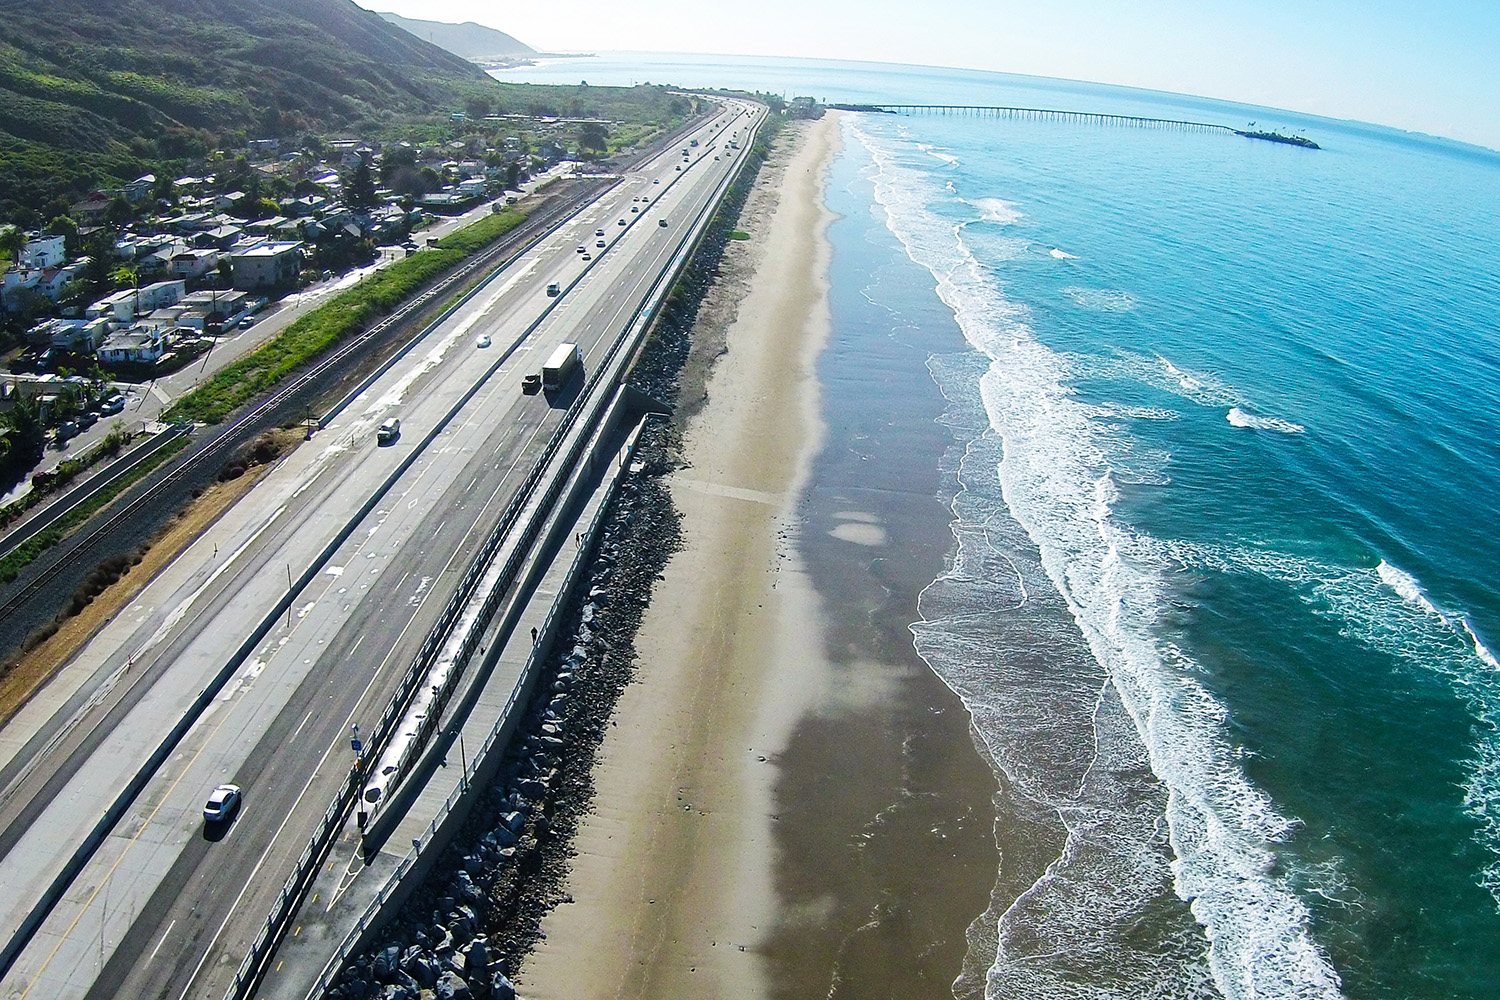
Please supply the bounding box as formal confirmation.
[520,113,843,999]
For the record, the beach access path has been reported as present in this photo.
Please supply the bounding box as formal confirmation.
[520,112,843,1000]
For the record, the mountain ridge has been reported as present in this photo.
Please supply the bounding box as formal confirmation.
[0,0,499,222]
[376,11,536,61]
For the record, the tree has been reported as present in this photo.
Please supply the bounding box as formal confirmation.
[106,195,134,227]
[110,263,141,316]
[44,215,80,258]
[0,225,26,267]
[344,158,379,212]
[579,123,609,156]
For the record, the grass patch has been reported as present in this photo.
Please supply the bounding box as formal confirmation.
[0,436,187,584]
[728,230,751,241]
[166,208,526,425]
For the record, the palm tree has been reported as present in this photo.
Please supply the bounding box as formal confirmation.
[0,225,27,268]
[110,263,141,316]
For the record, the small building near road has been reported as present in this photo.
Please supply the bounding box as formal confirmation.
[97,325,172,366]
[228,241,303,291]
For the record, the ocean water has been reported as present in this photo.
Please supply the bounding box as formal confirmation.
[499,56,1500,999]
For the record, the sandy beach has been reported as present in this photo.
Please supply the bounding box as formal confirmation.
[521,113,843,999]
[523,107,999,1000]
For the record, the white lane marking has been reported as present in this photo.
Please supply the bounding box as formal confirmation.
[148,919,176,962]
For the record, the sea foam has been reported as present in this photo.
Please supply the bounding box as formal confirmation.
[1227,407,1306,434]
[850,115,1345,1000]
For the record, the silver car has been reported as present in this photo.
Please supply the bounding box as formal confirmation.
[204,784,241,823]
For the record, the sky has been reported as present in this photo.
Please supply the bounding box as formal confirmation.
[357,0,1500,150]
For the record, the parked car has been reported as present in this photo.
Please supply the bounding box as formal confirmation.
[100,394,125,415]
[203,784,241,823]
[77,411,98,429]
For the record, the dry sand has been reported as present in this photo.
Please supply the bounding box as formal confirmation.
[521,113,844,1000]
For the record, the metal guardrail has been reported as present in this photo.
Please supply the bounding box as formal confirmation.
[222,103,763,1000]
[304,413,660,1000]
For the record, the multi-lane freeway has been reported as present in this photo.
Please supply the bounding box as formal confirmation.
[0,96,763,1000]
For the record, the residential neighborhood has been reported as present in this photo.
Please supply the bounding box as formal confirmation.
[0,121,595,474]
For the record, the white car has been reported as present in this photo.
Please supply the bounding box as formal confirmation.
[476,334,491,348]
[204,784,241,823]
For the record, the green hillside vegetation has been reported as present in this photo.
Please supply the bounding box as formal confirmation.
[0,0,495,222]
[0,0,695,226]
[377,12,536,60]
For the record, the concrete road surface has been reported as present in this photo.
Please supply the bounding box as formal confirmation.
[0,100,762,1000]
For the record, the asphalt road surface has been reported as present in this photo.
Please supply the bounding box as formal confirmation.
[0,99,763,1000]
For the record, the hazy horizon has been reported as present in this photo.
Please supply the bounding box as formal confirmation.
[358,0,1500,152]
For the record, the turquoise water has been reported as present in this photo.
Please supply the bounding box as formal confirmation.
[503,56,1500,999]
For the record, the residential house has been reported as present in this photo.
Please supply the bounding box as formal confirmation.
[227,242,303,291]
[245,216,290,237]
[214,191,249,213]
[193,226,245,250]
[85,279,186,322]
[170,249,221,280]
[97,326,172,366]
[180,289,250,327]
[27,317,111,352]
[21,236,66,270]
[248,138,281,157]
[121,174,156,203]
[72,194,114,226]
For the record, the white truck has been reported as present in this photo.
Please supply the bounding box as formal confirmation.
[542,342,582,391]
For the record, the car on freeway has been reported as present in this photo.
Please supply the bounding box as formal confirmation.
[522,373,543,394]
[582,253,592,260]
[377,417,401,445]
[631,206,638,213]
[659,219,669,227]
[653,179,660,184]
[476,334,491,348]
[203,784,241,823]
[597,240,606,248]
[576,245,585,253]
[618,218,627,226]
[596,228,606,236]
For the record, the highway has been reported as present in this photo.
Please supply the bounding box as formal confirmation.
[0,97,763,1000]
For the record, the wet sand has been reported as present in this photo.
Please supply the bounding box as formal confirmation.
[522,109,998,1000]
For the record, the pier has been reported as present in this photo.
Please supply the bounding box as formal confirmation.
[829,104,1319,148]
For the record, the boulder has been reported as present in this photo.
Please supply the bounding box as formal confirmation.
[462,937,490,978]
[490,972,517,1000]
[403,947,439,988]
[435,970,472,1000]
[374,944,402,983]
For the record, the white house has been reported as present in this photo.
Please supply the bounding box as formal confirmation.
[97,326,172,365]
[85,279,186,322]
[21,235,66,270]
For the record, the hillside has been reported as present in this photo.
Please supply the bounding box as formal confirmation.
[377,12,536,61]
[0,0,498,222]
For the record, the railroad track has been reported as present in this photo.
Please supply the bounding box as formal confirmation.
[0,185,607,629]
